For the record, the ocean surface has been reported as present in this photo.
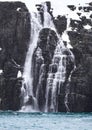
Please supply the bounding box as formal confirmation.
[0,112,92,130]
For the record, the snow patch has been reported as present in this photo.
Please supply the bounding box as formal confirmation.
[0,48,2,51]
[80,11,92,19]
[0,70,3,74]
[84,24,91,29]
[62,32,70,43]
[16,7,21,11]
[74,21,78,24]
[67,43,73,49]
[17,71,22,78]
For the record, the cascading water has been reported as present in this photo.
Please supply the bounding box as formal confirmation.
[45,42,66,112]
[20,2,75,112]
[20,12,42,112]
[20,2,55,112]
[45,39,75,112]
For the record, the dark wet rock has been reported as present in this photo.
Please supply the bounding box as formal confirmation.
[83,6,92,12]
[68,31,83,45]
[67,5,76,11]
[80,16,92,26]
[70,19,83,31]
[37,28,58,64]
[78,5,92,13]
[0,76,22,110]
[90,14,92,18]
[68,93,87,112]
[32,28,58,110]
[49,64,57,73]
[0,2,30,110]
[58,94,66,112]
[78,6,82,11]
[25,96,34,106]
[77,13,81,16]
[89,2,92,6]
[0,2,30,67]
[67,5,92,111]
[59,2,92,112]
[71,48,82,66]
[68,62,92,112]
[54,15,67,35]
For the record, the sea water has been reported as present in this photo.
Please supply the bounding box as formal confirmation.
[0,112,92,130]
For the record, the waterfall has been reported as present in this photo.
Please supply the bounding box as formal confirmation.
[45,42,66,112]
[20,12,42,112]
[45,39,75,112]
[20,2,55,112]
[20,2,75,112]
[43,2,55,29]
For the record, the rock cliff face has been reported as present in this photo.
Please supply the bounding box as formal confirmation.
[32,28,58,111]
[0,1,92,112]
[67,3,92,112]
[0,2,30,110]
